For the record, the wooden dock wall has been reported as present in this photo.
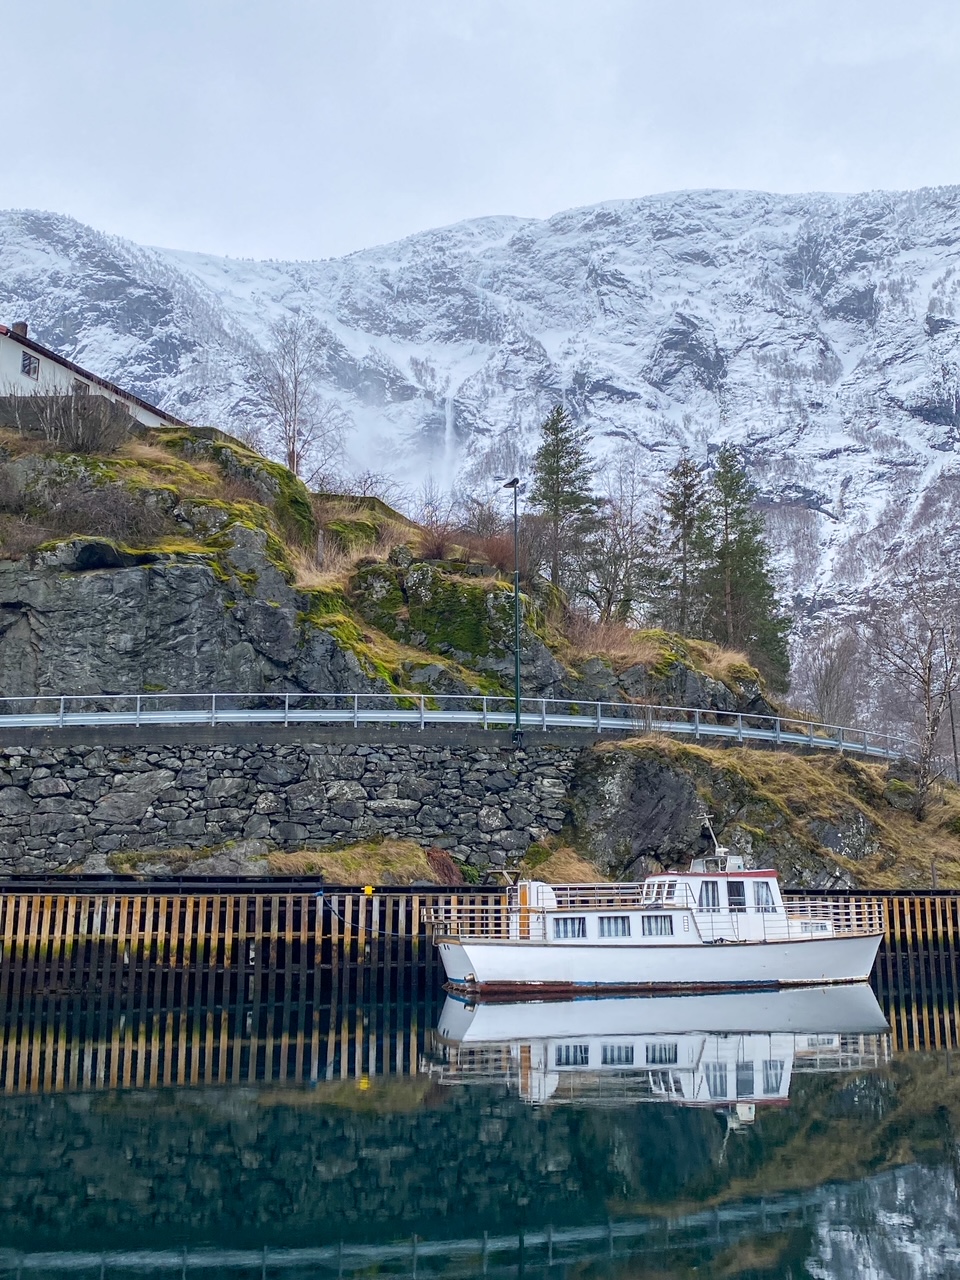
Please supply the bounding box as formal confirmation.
[0,887,958,1092]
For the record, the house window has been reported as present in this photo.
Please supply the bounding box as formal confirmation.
[736,1062,755,1098]
[554,916,587,940]
[72,379,89,395]
[698,881,720,911]
[754,881,776,912]
[704,1062,728,1098]
[646,1042,678,1065]
[728,881,746,912]
[762,1060,785,1094]
[601,1044,634,1065]
[598,915,631,938]
[641,915,673,936]
[20,352,39,380]
[555,1044,589,1067]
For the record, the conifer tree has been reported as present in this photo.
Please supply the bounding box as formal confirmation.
[660,453,712,635]
[699,444,790,689]
[527,406,598,591]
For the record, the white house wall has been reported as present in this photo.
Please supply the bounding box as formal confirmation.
[0,332,178,429]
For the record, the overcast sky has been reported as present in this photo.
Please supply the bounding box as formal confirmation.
[4,0,960,260]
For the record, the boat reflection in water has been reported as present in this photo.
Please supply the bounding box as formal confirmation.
[427,984,891,1117]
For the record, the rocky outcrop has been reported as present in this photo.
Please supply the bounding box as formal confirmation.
[568,742,909,889]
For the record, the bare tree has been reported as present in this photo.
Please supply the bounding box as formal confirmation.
[249,313,349,482]
[802,623,862,727]
[867,547,960,818]
[581,446,658,623]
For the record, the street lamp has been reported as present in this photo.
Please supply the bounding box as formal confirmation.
[503,478,522,745]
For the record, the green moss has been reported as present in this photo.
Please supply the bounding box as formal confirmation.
[460,864,480,884]
[353,561,517,659]
[325,517,380,553]
[164,431,318,548]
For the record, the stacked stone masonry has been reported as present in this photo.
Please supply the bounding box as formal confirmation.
[0,742,583,873]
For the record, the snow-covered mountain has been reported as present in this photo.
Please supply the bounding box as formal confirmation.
[3,188,960,618]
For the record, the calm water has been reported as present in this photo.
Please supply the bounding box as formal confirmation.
[0,930,958,1279]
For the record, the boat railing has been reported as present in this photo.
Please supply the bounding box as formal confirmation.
[423,895,885,943]
[551,884,699,911]
[782,896,885,937]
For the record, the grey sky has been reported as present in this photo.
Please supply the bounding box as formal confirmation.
[4,0,960,260]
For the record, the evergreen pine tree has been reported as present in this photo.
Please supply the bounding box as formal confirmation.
[527,406,598,591]
[660,453,712,634]
[700,444,791,689]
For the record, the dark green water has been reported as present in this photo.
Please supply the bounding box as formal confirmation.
[0,942,958,1279]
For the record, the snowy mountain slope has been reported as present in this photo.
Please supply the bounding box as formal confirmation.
[2,189,960,617]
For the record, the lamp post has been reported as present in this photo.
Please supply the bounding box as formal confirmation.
[503,477,522,745]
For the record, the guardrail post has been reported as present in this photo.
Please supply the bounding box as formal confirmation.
[737,713,743,744]
[419,696,425,730]
[541,699,547,730]
[284,693,289,728]
[136,695,141,728]
[58,696,64,728]
[211,693,217,726]
[775,717,781,745]
[838,725,844,751]
[694,708,700,740]
[353,694,359,729]
[482,697,488,730]
[809,722,815,747]
[596,702,602,733]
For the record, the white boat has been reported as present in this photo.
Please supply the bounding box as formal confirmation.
[424,851,884,994]
[427,985,891,1110]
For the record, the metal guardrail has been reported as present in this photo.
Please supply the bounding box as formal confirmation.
[0,692,912,758]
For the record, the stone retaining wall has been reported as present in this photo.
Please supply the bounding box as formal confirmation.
[0,740,584,874]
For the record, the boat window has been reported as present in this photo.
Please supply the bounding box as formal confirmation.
[736,1062,755,1098]
[704,1062,728,1098]
[664,880,678,901]
[698,881,720,911]
[554,916,587,940]
[762,1060,785,1093]
[646,1042,678,1065]
[728,881,746,912]
[598,915,631,938]
[601,1044,635,1065]
[641,915,673,936]
[754,881,776,912]
[555,1044,589,1067]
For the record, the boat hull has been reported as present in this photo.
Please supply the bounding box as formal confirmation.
[436,933,882,994]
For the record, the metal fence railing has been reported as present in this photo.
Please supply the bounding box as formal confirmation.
[0,691,913,759]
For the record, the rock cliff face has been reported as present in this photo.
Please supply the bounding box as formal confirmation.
[0,427,773,711]
[5,188,960,618]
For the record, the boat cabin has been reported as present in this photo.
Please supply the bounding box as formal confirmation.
[507,857,791,947]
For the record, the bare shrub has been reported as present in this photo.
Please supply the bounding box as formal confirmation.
[0,516,49,560]
[3,390,133,454]
[42,480,173,545]
[414,478,458,560]
[456,531,517,575]
[0,467,26,515]
[563,612,663,666]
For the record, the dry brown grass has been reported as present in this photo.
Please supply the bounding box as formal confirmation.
[562,614,664,667]
[684,639,759,687]
[521,839,611,883]
[267,838,458,885]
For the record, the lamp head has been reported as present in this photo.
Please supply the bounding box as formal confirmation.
[502,477,520,489]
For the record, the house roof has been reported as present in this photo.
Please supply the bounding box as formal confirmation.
[0,324,194,430]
